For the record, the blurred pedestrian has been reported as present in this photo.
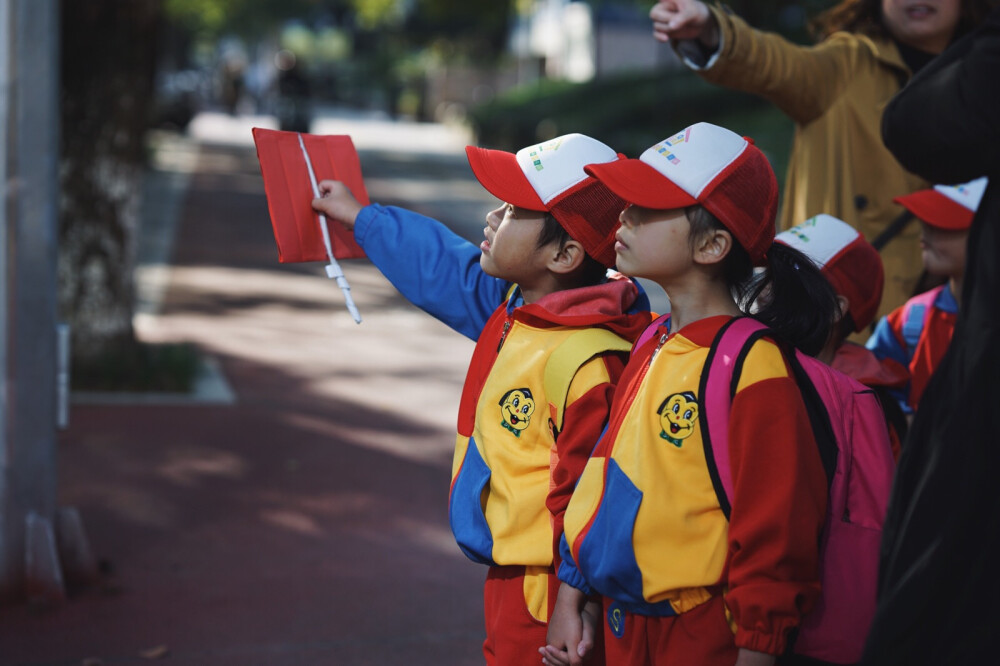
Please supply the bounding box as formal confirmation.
[275,49,311,133]
[650,0,995,318]
[220,58,245,115]
[862,8,1000,664]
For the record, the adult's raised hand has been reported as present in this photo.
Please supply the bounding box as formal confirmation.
[650,0,719,48]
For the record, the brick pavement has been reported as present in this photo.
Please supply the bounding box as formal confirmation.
[0,111,498,666]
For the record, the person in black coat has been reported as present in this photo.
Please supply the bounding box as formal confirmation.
[863,8,1000,665]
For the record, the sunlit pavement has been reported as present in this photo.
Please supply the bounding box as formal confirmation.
[0,108,493,665]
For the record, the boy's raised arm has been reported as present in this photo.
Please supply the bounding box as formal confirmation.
[313,181,508,339]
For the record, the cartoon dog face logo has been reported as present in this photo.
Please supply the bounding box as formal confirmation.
[657,391,699,447]
[499,388,535,437]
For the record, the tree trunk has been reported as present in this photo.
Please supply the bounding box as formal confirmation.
[58,0,162,362]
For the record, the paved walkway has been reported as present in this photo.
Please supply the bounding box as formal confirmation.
[0,110,501,665]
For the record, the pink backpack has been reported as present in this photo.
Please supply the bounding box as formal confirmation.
[637,315,895,664]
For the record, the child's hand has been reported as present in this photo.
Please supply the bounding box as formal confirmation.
[540,644,573,666]
[734,648,776,666]
[539,584,599,666]
[649,0,718,47]
[311,180,363,230]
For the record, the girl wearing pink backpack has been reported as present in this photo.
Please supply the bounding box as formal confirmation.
[540,123,860,666]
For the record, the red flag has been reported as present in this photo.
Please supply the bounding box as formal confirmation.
[252,128,368,263]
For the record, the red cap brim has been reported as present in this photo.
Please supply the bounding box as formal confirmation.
[584,159,698,210]
[894,189,974,231]
[465,146,547,211]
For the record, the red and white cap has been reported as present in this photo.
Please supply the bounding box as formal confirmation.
[893,177,987,231]
[776,214,884,332]
[583,122,779,264]
[466,134,627,267]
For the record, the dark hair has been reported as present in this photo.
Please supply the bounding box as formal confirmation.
[537,213,608,286]
[686,205,839,357]
[810,0,998,42]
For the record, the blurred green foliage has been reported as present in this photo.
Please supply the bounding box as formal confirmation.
[165,0,330,38]
[72,341,202,393]
[467,67,795,189]
[166,0,513,57]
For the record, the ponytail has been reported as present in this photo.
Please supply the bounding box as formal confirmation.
[740,242,839,357]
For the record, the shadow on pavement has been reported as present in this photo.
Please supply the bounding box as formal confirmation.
[0,110,491,666]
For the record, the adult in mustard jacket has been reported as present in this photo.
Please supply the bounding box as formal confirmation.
[650,0,993,319]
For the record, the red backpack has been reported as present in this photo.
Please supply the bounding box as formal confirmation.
[636,315,895,664]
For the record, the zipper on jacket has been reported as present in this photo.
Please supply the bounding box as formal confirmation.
[496,319,511,353]
[603,327,669,456]
[607,347,657,457]
[648,327,670,364]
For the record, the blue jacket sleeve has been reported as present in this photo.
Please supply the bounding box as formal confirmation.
[557,534,594,595]
[866,316,913,413]
[353,204,509,340]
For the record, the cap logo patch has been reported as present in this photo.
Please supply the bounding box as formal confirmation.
[514,133,617,205]
[654,127,692,165]
[775,214,859,267]
[786,226,811,243]
[934,176,988,212]
[528,137,566,172]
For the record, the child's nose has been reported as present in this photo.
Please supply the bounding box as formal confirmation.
[486,205,503,229]
[619,205,634,227]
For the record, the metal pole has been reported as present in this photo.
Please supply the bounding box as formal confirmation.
[0,0,63,604]
[0,0,12,603]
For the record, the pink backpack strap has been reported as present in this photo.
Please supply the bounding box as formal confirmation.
[700,317,769,516]
[631,313,671,357]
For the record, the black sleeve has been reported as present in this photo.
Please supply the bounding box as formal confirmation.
[881,9,1000,184]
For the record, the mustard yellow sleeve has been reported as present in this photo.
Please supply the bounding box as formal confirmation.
[685,5,867,124]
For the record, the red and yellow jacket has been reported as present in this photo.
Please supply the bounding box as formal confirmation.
[353,203,652,577]
[559,315,827,655]
[449,279,652,570]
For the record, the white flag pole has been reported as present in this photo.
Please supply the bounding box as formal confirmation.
[297,133,361,324]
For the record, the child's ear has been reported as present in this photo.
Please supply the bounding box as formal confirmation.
[548,239,585,274]
[835,294,850,323]
[693,228,733,266]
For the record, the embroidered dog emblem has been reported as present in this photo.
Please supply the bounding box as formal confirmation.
[657,391,699,447]
[499,388,535,437]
